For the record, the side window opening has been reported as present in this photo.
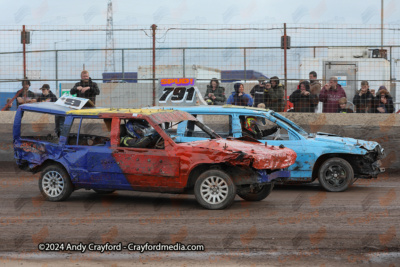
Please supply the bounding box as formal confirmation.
[68,117,111,146]
[239,115,288,140]
[20,111,65,144]
[185,115,232,138]
[119,119,164,149]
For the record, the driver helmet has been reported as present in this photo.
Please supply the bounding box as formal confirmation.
[126,121,147,138]
[245,116,258,131]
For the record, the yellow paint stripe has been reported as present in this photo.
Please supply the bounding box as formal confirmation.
[66,108,174,115]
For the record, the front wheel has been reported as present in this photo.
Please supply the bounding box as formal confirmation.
[318,157,354,192]
[237,184,274,201]
[39,165,73,201]
[194,170,236,210]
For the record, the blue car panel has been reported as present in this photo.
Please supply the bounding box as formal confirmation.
[154,105,385,186]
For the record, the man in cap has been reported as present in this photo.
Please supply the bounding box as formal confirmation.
[37,84,58,103]
[250,77,267,107]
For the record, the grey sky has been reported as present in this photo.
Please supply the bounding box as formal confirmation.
[2,0,399,25]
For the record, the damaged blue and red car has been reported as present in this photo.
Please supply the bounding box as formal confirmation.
[13,102,297,209]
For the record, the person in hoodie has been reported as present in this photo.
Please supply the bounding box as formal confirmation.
[289,81,318,112]
[250,77,267,107]
[265,76,285,112]
[375,87,394,113]
[319,76,346,113]
[204,78,226,105]
[37,84,58,103]
[226,83,253,106]
[70,70,100,104]
[353,81,374,113]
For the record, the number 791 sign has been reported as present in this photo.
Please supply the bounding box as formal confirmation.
[157,78,206,106]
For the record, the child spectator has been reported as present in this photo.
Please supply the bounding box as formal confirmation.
[257,103,266,109]
[337,97,353,113]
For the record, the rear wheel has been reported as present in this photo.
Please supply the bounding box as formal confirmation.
[39,165,73,201]
[318,157,354,192]
[237,184,274,201]
[194,170,236,210]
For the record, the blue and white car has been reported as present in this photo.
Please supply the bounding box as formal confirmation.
[155,105,385,192]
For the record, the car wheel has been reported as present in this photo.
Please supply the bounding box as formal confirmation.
[39,165,73,201]
[237,184,274,201]
[194,170,236,210]
[318,157,354,192]
[93,189,116,194]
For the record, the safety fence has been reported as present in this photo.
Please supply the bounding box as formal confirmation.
[0,24,399,113]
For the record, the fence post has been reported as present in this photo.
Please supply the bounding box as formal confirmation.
[283,23,287,110]
[151,24,157,106]
[122,49,125,80]
[55,50,58,96]
[183,48,186,78]
[22,25,27,79]
[244,48,247,83]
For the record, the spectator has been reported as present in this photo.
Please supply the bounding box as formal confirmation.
[70,70,100,104]
[375,88,394,113]
[265,76,285,112]
[337,97,353,113]
[250,77,267,107]
[37,84,58,103]
[289,81,318,113]
[319,76,346,113]
[309,71,322,95]
[4,98,13,111]
[227,83,253,106]
[204,78,226,105]
[17,79,36,107]
[353,81,374,113]
[377,85,388,96]
[257,103,266,109]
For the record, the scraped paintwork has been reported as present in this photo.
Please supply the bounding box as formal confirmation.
[13,103,297,194]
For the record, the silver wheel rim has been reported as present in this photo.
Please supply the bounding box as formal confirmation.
[323,165,347,188]
[42,171,65,197]
[200,176,229,205]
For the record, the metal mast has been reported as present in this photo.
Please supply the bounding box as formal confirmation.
[105,0,115,72]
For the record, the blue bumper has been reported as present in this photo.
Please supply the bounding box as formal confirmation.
[257,170,290,183]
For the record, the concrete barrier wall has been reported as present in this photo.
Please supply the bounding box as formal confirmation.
[1,111,399,171]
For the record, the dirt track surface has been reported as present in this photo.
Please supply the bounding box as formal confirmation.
[0,164,399,266]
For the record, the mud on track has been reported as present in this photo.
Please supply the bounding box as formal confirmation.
[0,164,399,266]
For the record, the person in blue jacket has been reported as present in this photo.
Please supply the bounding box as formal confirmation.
[227,83,253,106]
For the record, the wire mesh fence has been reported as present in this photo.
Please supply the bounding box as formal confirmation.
[1,24,399,113]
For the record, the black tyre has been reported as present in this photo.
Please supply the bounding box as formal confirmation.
[39,165,73,201]
[237,184,274,201]
[318,157,354,192]
[194,170,236,210]
[93,189,116,194]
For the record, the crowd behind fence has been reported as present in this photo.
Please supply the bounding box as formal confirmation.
[1,24,399,113]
